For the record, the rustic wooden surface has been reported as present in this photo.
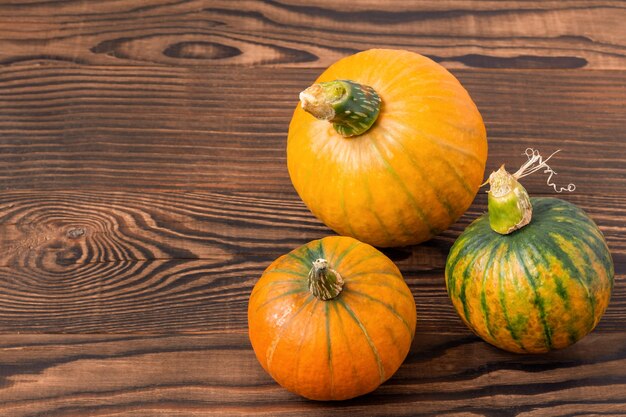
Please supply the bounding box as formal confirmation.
[0,1,625,416]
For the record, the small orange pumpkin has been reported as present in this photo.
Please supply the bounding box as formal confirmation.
[288,49,487,247]
[248,236,416,400]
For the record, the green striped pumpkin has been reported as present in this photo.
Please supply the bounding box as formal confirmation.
[446,197,614,353]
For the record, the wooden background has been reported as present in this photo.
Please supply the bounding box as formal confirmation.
[0,1,625,415]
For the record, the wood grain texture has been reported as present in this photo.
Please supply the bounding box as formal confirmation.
[1,65,625,193]
[1,0,626,414]
[0,0,625,69]
[0,190,623,334]
[0,332,625,416]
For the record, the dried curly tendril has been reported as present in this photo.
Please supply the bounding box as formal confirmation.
[512,148,576,193]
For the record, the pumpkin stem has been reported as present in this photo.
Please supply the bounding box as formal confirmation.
[299,80,381,137]
[308,258,344,301]
[485,148,575,235]
[486,166,533,234]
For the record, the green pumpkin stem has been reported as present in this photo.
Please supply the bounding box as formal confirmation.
[308,258,344,301]
[299,80,381,137]
[485,148,576,235]
[486,165,532,235]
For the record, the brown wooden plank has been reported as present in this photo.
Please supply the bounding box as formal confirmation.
[0,332,625,416]
[0,0,625,69]
[0,1,624,414]
[0,65,625,193]
[0,190,623,334]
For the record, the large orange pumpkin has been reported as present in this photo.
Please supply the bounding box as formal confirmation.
[288,49,488,247]
[248,236,416,400]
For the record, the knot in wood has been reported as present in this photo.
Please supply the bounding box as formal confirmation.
[66,227,86,239]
